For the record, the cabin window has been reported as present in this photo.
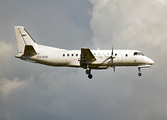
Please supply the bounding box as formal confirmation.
[115,53,117,56]
[94,53,96,55]
[76,54,78,56]
[125,54,128,57]
[67,54,69,57]
[72,54,74,56]
[63,54,65,57]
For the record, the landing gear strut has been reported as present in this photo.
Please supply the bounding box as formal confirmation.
[138,68,142,76]
[85,68,93,79]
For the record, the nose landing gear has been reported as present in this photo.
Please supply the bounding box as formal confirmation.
[138,73,142,76]
[138,67,142,76]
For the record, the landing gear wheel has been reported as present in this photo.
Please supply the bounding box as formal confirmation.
[138,73,142,76]
[138,67,142,76]
[86,70,90,74]
[88,74,93,79]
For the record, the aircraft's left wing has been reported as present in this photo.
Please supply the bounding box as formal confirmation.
[81,48,96,61]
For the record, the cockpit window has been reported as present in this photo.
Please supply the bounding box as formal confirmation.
[134,52,144,56]
[140,53,144,56]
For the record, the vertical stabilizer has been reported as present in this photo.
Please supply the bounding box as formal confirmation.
[14,26,38,57]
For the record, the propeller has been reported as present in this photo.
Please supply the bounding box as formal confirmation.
[102,47,115,63]
[111,47,113,66]
[111,47,115,73]
[102,46,116,73]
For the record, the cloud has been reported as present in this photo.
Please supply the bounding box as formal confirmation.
[89,0,167,51]
[0,76,34,96]
[0,41,18,78]
[154,0,167,6]
[0,78,23,96]
[87,0,167,119]
[0,41,14,67]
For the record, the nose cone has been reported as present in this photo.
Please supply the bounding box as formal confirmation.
[147,58,154,65]
[150,59,154,65]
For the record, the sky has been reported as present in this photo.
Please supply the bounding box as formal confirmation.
[0,0,167,120]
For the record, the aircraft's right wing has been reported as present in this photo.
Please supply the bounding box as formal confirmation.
[80,48,96,61]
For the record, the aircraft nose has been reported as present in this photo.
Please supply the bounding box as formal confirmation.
[147,58,154,65]
[151,59,154,65]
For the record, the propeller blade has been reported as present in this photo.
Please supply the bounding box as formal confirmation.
[111,58,113,67]
[113,66,115,73]
[111,46,114,67]
[112,46,113,56]
[102,56,111,63]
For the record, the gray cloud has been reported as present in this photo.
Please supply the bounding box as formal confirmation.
[88,0,167,119]
[89,0,167,51]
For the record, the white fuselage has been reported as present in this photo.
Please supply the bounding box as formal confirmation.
[20,45,154,70]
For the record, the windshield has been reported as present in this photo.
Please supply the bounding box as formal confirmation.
[134,52,144,56]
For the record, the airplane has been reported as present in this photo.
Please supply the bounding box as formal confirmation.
[14,26,154,79]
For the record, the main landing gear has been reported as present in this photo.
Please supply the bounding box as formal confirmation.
[86,68,93,79]
[138,67,142,76]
